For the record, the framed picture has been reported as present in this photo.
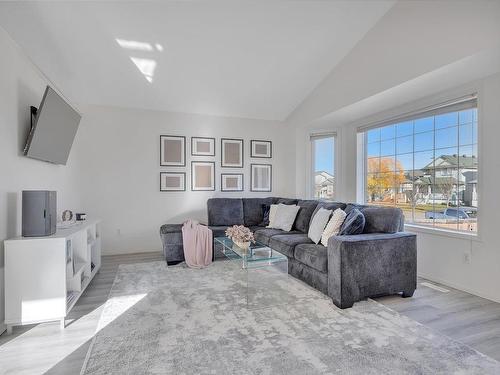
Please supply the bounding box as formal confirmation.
[221,173,244,192]
[250,140,272,158]
[250,164,272,192]
[160,135,185,166]
[221,138,243,168]
[191,161,215,191]
[191,137,215,156]
[160,172,186,191]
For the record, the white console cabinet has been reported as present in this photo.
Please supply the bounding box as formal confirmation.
[3,219,101,334]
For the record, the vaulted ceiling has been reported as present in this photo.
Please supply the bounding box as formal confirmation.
[0,1,394,120]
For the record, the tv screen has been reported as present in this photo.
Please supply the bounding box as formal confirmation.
[24,86,81,165]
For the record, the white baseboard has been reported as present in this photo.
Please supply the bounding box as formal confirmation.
[102,248,162,256]
[418,272,500,304]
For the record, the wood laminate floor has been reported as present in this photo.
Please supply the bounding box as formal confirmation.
[0,252,499,374]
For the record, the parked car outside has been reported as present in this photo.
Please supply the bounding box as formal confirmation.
[425,207,477,220]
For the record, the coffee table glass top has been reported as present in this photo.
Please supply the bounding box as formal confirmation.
[214,236,286,267]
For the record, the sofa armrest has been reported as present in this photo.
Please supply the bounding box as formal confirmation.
[327,232,417,308]
[159,224,184,264]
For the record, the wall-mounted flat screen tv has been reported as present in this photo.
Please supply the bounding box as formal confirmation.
[24,86,81,165]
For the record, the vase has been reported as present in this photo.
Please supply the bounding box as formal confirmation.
[233,240,250,250]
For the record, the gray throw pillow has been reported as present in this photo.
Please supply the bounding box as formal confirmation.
[339,208,365,235]
[272,204,301,232]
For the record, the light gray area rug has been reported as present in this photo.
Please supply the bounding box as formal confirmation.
[82,261,500,374]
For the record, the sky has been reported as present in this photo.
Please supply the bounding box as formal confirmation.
[365,109,477,171]
[313,109,477,177]
[314,137,334,175]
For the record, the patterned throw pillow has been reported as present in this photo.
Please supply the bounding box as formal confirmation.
[321,208,347,247]
[308,207,332,244]
[338,208,365,236]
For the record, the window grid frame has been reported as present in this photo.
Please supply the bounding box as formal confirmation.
[363,106,478,235]
[311,134,336,201]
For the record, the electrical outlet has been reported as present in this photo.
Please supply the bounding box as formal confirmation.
[463,251,471,264]
[117,228,122,236]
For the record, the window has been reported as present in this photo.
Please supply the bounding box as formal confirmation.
[312,134,335,199]
[360,97,478,234]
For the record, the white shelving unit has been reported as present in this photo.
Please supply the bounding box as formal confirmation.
[3,219,102,334]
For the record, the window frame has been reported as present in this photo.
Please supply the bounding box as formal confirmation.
[309,131,337,200]
[357,92,481,239]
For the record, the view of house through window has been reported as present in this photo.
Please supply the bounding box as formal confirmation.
[363,102,478,233]
[312,135,335,199]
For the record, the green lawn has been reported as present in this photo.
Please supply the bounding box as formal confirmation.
[374,202,444,212]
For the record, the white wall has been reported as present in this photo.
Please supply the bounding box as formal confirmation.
[287,0,500,127]
[413,73,500,302]
[0,28,81,333]
[298,75,500,303]
[72,105,295,255]
[289,1,500,302]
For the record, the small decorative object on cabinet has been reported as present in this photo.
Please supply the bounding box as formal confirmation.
[250,140,272,158]
[61,209,73,221]
[250,164,272,192]
[221,173,243,192]
[76,213,87,221]
[191,137,215,156]
[160,135,186,166]
[4,219,102,334]
[221,138,243,168]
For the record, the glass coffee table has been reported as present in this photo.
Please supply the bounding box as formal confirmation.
[214,236,290,309]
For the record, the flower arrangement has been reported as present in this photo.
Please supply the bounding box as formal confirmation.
[225,225,255,249]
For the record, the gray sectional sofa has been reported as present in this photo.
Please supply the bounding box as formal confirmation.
[160,197,417,309]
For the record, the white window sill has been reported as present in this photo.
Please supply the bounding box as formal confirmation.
[404,224,481,242]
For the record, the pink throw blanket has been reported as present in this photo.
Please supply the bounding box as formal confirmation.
[182,220,213,268]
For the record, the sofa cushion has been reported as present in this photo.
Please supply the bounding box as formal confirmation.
[207,225,229,237]
[275,198,298,205]
[293,200,319,233]
[294,244,328,273]
[339,208,365,235]
[269,233,313,258]
[242,197,274,226]
[254,228,300,245]
[210,225,262,239]
[160,223,183,234]
[344,203,368,214]
[361,206,404,234]
[207,198,244,226]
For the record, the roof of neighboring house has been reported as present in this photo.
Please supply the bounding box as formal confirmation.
[315,170,334,178]
[317,179,334,186]
[414,176,458,185]
[315,171,334,185]
[422,154,478,170]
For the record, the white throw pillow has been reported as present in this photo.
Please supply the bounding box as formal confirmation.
[308,208,332,244]
[272,204,300,232]
[321,208,347,247]
[266,204,279,228]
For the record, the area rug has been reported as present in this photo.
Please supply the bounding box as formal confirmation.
[82,260,500,374]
